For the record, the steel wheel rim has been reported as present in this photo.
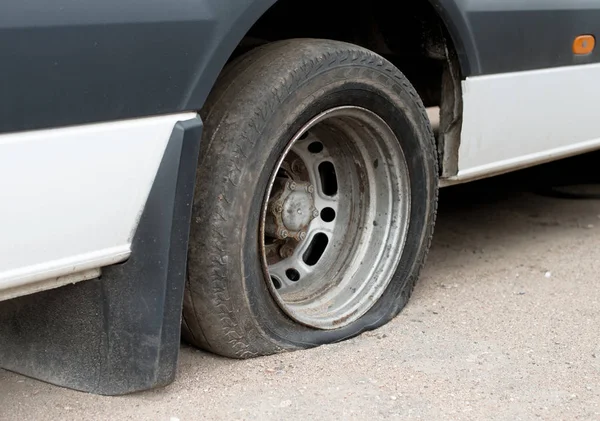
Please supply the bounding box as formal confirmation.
[259,106,411,329]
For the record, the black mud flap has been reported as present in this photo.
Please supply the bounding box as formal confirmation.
[0,117,203,395]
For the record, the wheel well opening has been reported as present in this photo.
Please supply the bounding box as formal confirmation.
[227,0,464,177]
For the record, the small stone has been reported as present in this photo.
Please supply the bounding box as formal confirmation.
[390,396,397,400]
[279,400,292,408]
[544,271,552,278]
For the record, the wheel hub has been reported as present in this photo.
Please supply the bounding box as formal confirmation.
[265,177,318,241]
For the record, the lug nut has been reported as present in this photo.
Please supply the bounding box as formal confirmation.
[274,204,283,213]
[291,160,303,174]
[312,209,320,218]
[279,229,289,239]
[279,246,294,259]
[306,185,314,194]
[298,231,307,241]
[287,181,296,191]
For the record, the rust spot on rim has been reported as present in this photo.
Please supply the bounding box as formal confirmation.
[331,309,359,326]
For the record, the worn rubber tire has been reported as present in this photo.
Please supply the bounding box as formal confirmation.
[182,39,438,358]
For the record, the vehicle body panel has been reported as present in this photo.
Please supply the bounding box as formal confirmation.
[0,0,277,134]
[3,0,600,135]
[449,0,600,178]
[435,0,600,76]
[0,113,195,301]
[462,0,600,75]
[453,63,600,182]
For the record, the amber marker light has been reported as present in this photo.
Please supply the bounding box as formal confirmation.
[573,35,595,55]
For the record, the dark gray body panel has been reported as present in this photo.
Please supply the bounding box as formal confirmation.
[0,0,598,134]
[0,0,277,134]
[452,0,600,75]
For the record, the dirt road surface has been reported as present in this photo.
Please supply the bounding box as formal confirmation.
[2,154,600,421]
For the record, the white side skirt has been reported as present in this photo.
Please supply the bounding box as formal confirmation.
[448,63,600,183]
[0,112,197,300]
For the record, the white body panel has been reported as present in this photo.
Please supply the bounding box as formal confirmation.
[0,113,196,299]
[449,63,600,182]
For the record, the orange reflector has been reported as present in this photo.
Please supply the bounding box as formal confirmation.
[573,35,595,55]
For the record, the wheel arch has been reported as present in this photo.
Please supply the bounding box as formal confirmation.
[187,0,478,111]
[427,0,480,77]
[189,0,475,178]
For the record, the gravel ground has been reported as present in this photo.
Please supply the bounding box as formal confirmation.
[1,154,600,421]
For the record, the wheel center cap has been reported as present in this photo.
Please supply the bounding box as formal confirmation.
[282,191,313,231]
[265,178,318,240]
